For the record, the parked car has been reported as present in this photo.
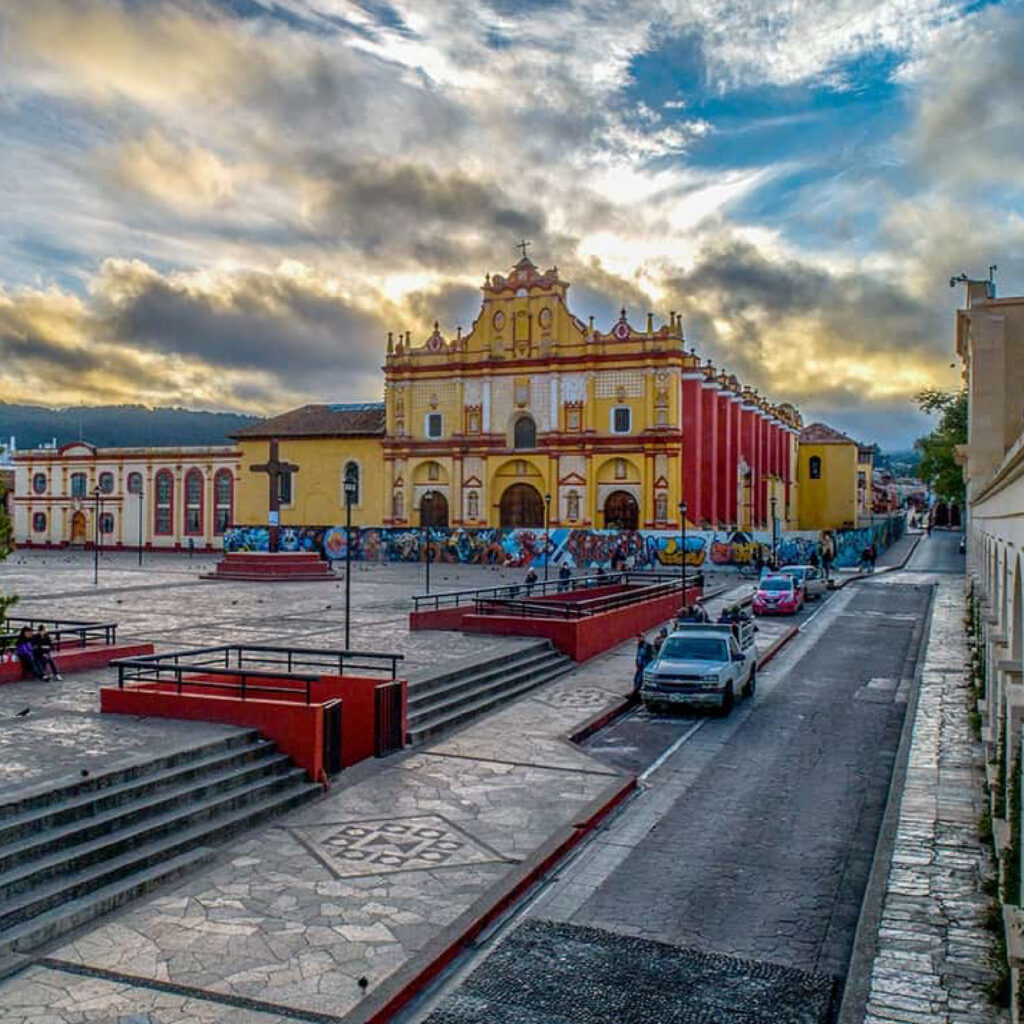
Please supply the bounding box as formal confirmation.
[753,574,804,615]
[641,623,757,716]
[772,564,827,600]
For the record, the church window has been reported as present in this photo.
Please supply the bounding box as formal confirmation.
[393,491,404,519]
[71,472,87,498]
[426,412,443,439]
[427,462,440,481]
[127,472,143,494]
[566,406,581,431]
[99,471,114,494]
[467,491,480,519]
[614,458,627,480]
[32,513,46,532]
[154,470,173,535]
[279,471,293,505]
[611,406,631,434]
[468,409,480,433]
[32,473,46,495]
[514,416,537,449]
[184,469,203,536]
[99,512,115,535]
[214,470,233,534]
[514,379,530,406]
[344,461,360,505]
[567,491,580,521]
[809,455,822,480]
[655,493,668,521]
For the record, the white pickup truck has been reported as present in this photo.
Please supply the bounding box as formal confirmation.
[641,622,758,716]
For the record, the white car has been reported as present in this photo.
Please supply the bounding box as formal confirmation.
[641,624,757,716]
[772,564,828,600]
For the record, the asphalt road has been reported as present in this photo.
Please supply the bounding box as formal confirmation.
[907,529,964,573]
[421,575,935,1024]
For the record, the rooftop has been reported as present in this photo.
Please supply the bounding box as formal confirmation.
[799,421,860,446]
[232,403,386,439]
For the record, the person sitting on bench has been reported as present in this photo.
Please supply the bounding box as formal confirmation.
[15,627,45,680]
[33,625,61,681]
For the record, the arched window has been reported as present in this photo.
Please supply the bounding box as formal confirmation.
[514,416,537,449]
[127,472,143,494]
[214,470,233,535]
[32,512,46,532]
[154,470,173,535]
[99,512,115,535]
[467,491,480,519]
[809,455,822,480]
[98,471,114,494]
[655,492,668,521]
[184,469,203,536]
[32,473,47,495]
[567,491,580,521]
[343,461,360,506]
[392,490,404,520]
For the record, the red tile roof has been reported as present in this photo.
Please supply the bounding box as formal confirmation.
[232,403,385,439]
[799,421,859,445]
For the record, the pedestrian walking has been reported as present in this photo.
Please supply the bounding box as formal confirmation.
[188,537,195,560]
[524,568,538,596]
[652,627,669,655]
[558,564,572,593]
[633,634,653,693]
[32,625,61,681]
[867,543,877,572]
[808,549,820,569]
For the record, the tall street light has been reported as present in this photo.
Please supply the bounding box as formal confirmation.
[422,499,432,595]
[678,500,688,604]
[137,485,144,567]
[770,495,778,569]
[92,486,102,586]
[543,493,552,582]
[343,475,357,649]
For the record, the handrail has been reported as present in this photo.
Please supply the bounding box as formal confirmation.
[1,617,118,650]
[411,570,690,612]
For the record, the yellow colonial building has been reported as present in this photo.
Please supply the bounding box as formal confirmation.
[797,422,872,530]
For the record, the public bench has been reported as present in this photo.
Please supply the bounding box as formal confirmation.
[0,616,154,683]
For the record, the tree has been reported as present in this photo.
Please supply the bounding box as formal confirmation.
[914,388,967,505]
[0,480,16,632]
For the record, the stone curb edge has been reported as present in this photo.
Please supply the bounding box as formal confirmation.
[834,532,922,590]
[835,578,937,1024]
[342,773,638,1024]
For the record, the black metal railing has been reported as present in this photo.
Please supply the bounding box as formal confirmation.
[411,570,690,612]
[374,681,404,757]
[111,644,404,704]
[473,576,698,621]
[322,700,343,775]
[1,616,118,651]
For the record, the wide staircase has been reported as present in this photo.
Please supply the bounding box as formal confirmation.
[406,640,574,745]
[0,730,319,961]
[203,551,336,582]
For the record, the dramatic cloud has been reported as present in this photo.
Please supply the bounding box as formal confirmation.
[0,0,1020,447]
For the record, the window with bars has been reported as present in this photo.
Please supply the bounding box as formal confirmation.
[155,470,173,535]
[214,470,233,534]
[71,473,87,498]
[184,469,203,535]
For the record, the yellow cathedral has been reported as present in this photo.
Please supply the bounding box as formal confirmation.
[233,252,803,533]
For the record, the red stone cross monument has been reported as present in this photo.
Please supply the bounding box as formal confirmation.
[249,438,298,553]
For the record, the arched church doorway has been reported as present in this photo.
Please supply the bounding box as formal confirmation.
[950,504,961,528]
[604,490,639,530]
[70,511,87,546]
[420,491,449,528]
[499,483,544,528]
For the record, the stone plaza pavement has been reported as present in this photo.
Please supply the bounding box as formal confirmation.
[858,570,1007,1024]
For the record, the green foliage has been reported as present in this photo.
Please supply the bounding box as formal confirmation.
[1007,745,1022,908]
[0,479,16,623]
[914,388,967,505]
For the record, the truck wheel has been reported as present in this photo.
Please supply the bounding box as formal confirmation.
[743,665,757,699]
[718,684,734,716]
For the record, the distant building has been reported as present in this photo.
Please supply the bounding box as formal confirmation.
[13,442,239,551]
[797,422,874,530]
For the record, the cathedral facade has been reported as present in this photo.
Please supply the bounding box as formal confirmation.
[382,254,801,532]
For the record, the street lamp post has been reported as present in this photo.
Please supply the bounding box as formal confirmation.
[770,496,778,568]
[137,487,144,567]
[343,476,357,649]
[92,486,102,586]
[423,502,431,595]
[543,493,552,582]
[678,501,688,604]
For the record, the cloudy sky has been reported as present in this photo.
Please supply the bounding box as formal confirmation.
[1,0,1022,448]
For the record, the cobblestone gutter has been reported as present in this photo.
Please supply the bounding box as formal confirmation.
[858,577,1008,1024]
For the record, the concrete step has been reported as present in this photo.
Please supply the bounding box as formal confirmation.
[0,777,319,935]
[407,652,570,729]
[407,647,568,718]
[0,751,294,873]
[0,767,311,906]
[0,847,216,958]
[409,641,553,699]
[407,660,574,745]
[0,738,282,846]
[0,730,263,822]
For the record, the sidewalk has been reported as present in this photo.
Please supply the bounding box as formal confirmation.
[852,573,1007,1023]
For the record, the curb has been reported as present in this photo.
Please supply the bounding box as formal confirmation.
[345,773,637,1024]
[756,625,800,669]
[833,532,922,590]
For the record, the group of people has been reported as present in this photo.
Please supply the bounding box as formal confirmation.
[13,625,61,681]
[858,544,878,573]
[807,547,834,579]
[522,563,577,596]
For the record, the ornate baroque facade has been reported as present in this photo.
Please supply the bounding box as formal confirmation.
[382,254,802,531]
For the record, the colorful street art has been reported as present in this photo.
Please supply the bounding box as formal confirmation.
[222,515,906,571]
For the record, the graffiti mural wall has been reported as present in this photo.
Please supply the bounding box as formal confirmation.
[223,516,906,570]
